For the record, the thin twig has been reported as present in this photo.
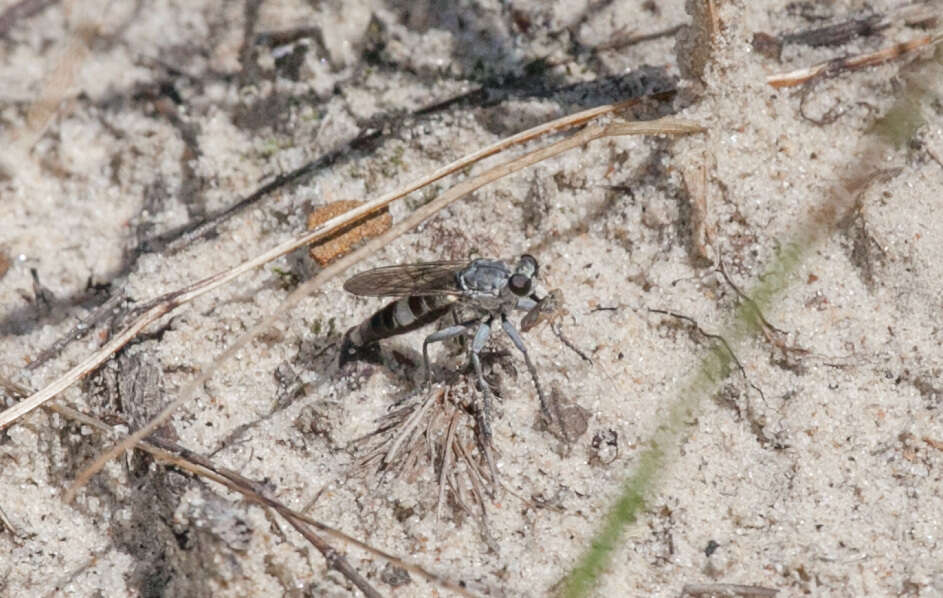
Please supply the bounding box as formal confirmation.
[767,33,942,88]
[278,511,383,598]
[0,503,20,538]
[435,407,461,534]
[455,435,493,495]
[647,308,765,401]
[681,582,778,597]
[717,261,789,343]
[551,321,593,363]
[462,447,498,553]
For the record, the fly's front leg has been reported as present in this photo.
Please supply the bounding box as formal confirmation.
[501,314,553,428]
[514,297,537,312]
[470,318,494,439]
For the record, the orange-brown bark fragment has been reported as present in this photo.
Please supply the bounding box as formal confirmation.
[306,200,392,266]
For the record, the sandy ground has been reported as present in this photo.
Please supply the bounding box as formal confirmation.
[1,0,942,596]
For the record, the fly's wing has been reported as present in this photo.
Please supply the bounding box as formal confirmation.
[343,261,468,297]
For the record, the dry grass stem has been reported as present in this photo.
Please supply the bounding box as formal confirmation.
[683,155,714,263]
[435,407,461,532]
[767,32,942,88]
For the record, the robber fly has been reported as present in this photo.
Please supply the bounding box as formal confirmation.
[339,254,552,438]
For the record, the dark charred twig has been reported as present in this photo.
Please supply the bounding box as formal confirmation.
[153,132,379,256]
[781,14,886,47]
[238,0,264,86]
[26,292,125,371]
[755,3,940,61]
[682,582,778,597]
[29,268,55,312]
[282,515,383,598]
[0,0,58,37]
[254,26,322,47]
[155,443,383,598]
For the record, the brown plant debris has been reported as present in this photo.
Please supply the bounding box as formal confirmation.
[307,199,392,266]
[0,249,10,280]
[355,386,501,549]
[676,0,722,81]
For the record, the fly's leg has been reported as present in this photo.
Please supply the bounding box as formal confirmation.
[421,319,479,386]
[501,314,558,434]
[450,307,469,353]
[514,297,537,312]
[470,318,494,440]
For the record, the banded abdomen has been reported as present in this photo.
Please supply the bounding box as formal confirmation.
[339,295,455,366]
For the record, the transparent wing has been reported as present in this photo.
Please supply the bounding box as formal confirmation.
[343,261,468,297]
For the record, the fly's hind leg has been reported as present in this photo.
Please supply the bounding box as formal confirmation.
[423,317,497,440]
[469,318,495,440]
[421,319,479,387]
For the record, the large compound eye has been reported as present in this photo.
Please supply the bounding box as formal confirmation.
[508,273,532,296]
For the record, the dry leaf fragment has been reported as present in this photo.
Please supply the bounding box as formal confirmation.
[306,200,392,266]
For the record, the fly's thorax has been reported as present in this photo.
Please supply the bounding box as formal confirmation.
[458,259,512,296]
